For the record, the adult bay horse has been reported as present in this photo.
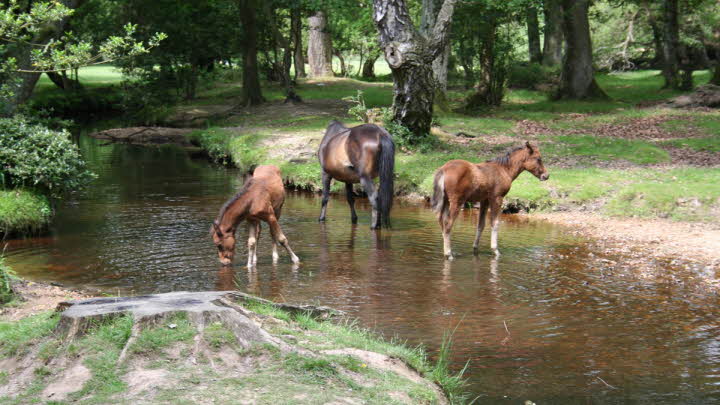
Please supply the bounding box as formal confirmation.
[317,120,395,229]
[431,142,549,259]
[211,165,300,268]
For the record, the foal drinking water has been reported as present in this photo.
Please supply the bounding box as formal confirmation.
[317,120,395,229]
[431,142,549,259]
[211,165,300,267]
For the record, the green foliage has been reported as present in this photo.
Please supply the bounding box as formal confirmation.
[508,63,559,90]
[663,137,720,152]
[229,134,265,171]
[0,116,95,196]
[188,127,233,164]
[0,312,60,357]
[0,188,52,235]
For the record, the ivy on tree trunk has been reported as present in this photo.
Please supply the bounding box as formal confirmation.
[372,0,457,140]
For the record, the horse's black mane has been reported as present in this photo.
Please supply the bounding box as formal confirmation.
[215,178,254,222]
[487,146,525,166]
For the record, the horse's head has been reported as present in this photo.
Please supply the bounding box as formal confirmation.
[521,141,550,181]
[211,220,236,265]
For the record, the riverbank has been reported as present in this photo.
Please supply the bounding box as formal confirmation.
[0,288,460,404]
[0,189,52,237]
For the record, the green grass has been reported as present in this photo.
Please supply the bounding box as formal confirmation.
[130,313,195,354]
[0,189,52,236]
[0,312,59,357]
[0,255,17,305]
[543,135,671,164]
[663,137,720,152]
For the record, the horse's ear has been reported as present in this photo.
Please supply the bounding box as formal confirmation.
[526,141,534,153]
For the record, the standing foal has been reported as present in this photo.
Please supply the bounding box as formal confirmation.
[431,142,549,259]
[211,165,300,268]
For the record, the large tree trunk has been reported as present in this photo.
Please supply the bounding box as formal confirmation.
[3,0,84,115]
[527,7,542,64]
[333,49,347,77]
[542,0,564,67]
[239,0,264,106]
[556,0,607,99]
[660,0,681,89]
[291,8,306,79]
[373,0,457,139]
[307,11,333,77]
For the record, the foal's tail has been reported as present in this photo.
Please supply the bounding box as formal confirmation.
[431,170,448,221]
[377,132,395,228]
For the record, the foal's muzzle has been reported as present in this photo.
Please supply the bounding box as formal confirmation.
[540,173,550,181]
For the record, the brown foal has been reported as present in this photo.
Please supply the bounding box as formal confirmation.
[211,165,300,268]
[431,142,549,259]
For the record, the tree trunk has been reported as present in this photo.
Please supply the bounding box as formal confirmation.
[291,8,306,79]
[527,7,542,64]
[556,0,607,99]
[362,52,380,78]
[421,0,451,93]
[660,0,681,89]
[333,49,347,76]
[239,0,264,106]
[712,63,720,85]
[373,0,457,139]
[307,11,333,77]
[542,0,564,67]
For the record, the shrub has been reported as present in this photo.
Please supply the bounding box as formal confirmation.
[508,63,560,91]
[0,116,95,197]
[188,127,232,164]
[0,255,17,305]
[0,189,52,235]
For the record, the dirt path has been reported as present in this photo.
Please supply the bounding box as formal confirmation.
[531,212,720,270]
[0,281,89,321]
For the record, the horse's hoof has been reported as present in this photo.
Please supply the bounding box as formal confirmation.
[351,218,358,224]
[493,249,500,257]
[444,253,454,261]
[473,247,479,255]
[318,218,326,223]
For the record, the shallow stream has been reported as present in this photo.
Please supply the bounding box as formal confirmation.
[5,136,720,403]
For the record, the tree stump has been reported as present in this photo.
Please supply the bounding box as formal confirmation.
[55,291,340,364]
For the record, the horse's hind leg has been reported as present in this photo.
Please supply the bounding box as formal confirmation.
[442,200,462,260]
[318,171,332,222]
[360,175,379,229]
[345,182,358,224]
[489,197,503,256]
[252,221,261,266]
[473,200,489,255]
[267,214,300,264]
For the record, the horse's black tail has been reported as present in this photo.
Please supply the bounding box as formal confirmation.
[377,131,395,228]
[431,170,447,220]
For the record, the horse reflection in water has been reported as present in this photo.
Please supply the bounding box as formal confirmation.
[211,165,300,268]
[317,120,395,229]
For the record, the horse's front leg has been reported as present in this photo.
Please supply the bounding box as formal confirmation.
[442,200,462,260]
[246,221,258,269]
[489,197,503,256]
[473,200,489,255]
[318,171,332,222]
[345,182,358,224]
[360,175,379,229]
[252,221,261,266]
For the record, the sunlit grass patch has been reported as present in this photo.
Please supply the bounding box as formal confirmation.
[542,135,670,164]
[0,312,59,357]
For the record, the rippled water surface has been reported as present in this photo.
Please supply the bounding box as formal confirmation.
[6,136,720,403]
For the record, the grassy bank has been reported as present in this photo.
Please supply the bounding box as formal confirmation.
[0,189,52,237]
[0,295,466,404]
[30,66,720,223]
